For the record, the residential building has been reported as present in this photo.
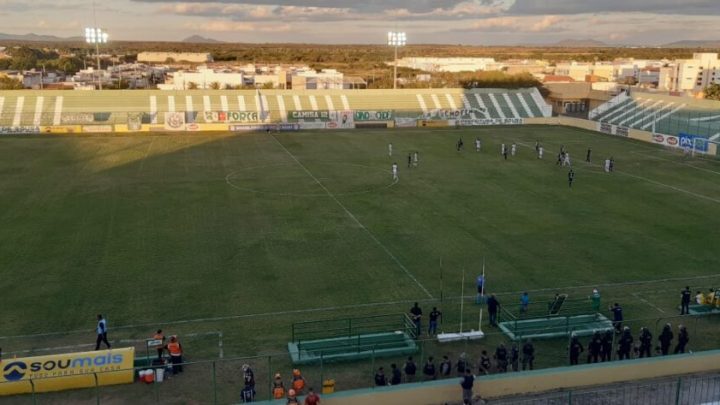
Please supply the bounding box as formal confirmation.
[137,52,213,64]
[395,57,497,72]
[662,53,720,93]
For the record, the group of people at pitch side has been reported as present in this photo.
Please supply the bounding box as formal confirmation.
[266,368,320,404]
[408,302,443,338]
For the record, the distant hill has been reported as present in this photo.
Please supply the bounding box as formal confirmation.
[661,40,720,48]
[548,39,609,48]
[182,35,224,44]
[0,32,82,42]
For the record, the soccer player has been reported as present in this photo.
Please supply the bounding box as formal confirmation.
[609,157,615,172]
[557,152,564,166]
[407,153,412,168]
[457,138,464,152]
[388,143,393,157]
[604,158,611,173]
[413,151,419,168]
[501,144,507,161]
[586,148,592,163]
[511,143,517,156]
[392,162,398,181]
[475,137,481,152]
[538,146,544,159]
[564,152,571,167]
[535,140,540,152]
[568,169,575,188]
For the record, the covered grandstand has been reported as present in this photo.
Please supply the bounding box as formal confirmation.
[0,88,551,129]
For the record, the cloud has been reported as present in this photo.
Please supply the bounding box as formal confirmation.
[463,15,566,32]
[507,0,720,15]
[159,3,352,21]
[183,20,291,32]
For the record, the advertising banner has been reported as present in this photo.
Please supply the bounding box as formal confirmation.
[394,118,417,128]
[326,110,354,129]
[422,109,486,120]
[419,120,451,128]
[288,111,330,121]
[203,111,259,123]
[229,124,300,132]
[457,118,524,126]
[60,113,95,124]
[164,112,186,131]
[299,122,327,130]
[127,114,143,132]
[0,126,40,135]
[82,125,113,133]
[597,122,628,137]
[354,111,393,122]
[651,134,679,147]
[0,347,135,396]
[678,133,708,152]
[41,126,81,134]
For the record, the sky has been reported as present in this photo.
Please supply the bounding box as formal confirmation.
[0,0,719,45]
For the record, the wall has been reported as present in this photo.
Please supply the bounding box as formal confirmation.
[258,350,720,405]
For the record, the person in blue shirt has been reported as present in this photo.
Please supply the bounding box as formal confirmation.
[609,303,623,334]
[460,368,475,405]
[95,314,111,350]
[520,292,530,314]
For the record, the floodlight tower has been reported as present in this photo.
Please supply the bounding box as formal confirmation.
[84,27,108,90]
[387,31,406,90]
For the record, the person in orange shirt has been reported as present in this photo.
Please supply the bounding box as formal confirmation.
[272,373,285,399]
[165,335,183,374]
[291,369,306,395]
[153,329,165,360]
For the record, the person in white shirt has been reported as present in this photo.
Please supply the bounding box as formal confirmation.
[95,314,111,350]
[413,151,419,167]
[511,143,517,156]
[538,146,544,159]
[392,163,398,181]
[388,143,393,157]
[564,152,571,167]
[475,138,481,152]
[604,159,611,173]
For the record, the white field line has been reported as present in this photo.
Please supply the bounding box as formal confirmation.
[630,151,720,176]
[269,134,434,299]
[514,141,720,205]
[3,273,718,342]
[632,292,667,314]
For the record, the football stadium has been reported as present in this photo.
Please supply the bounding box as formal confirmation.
[1,85,720,404]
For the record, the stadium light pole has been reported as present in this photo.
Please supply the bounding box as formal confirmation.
[387,31,406,90]
[85,27,108,90]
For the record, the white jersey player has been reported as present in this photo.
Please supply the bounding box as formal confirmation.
[538,146,544,159]
[413,151,419,167]
[604,159,611,173]
[564,152,571,167]
[511,143,517,156]
[388,143,393,157]
[475,138,481,152]
[501,143,506,155]
[392,162,398,181]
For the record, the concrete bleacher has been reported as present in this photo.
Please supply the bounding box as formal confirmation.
[0,88,552,127]
[590,92,720,139]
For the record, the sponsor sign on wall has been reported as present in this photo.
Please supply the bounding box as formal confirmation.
[354,111,393,121]
[203,111,259,123]
[457,118,524,126]
[288,111,330,121]
[299,122,328,130]
[82,125,113,133]
[596,122,628,137]
[678,133,708,152]
[419,120,450,128]
[164,112,186,131]
[651,134,679,147]
[326,110,354,129]
[41,126,81,134]
[127,114,142,132]
[0,126,41,135]
[423,109,486,120]
[0,348,134,396]
[394,118,417,128]
[229,124,299,132]
[60,113,95,124]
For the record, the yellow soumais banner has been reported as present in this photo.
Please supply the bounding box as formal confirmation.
[0,347,135,396]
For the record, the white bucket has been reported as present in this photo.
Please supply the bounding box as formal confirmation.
[155,368,164,383]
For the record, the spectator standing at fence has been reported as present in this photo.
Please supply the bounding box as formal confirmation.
[457,353,468,376]
[674,325,689,354]
[511,343,520,372]
[287,389,299,405]
[495,344,509,372]
[520,292,530,315]
[617,327,633,360]
[409,303,423,338]
[273,373,286,400]
[479,351,492,375]
[423,356,437,381]
[440,355,452,377]
[569,335,584,365]
[95,314,111,350]
[487,294,500,327]
[152,329,165,360]
[659,323,673,355]
[404,356,417,382]
[460,368,475,405]
[601,330,613,362]
[242,364,256,393]
[609,303,623,333]
[587,332,602,363]
[681,286,692,315]
[522,340,535,370]
[390,363,402,385]
[428,307,442,336]
[374,367,387,386]
[291,369,306,395]
[166,335,184,374]
[638,327,653,358]
[304,388,320,405]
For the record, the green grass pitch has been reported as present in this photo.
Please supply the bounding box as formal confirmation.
[1,125,719,400]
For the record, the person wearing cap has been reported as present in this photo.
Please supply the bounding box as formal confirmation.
[291,369,306,394]
[273,373,286,399]
[165,335,183,374]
